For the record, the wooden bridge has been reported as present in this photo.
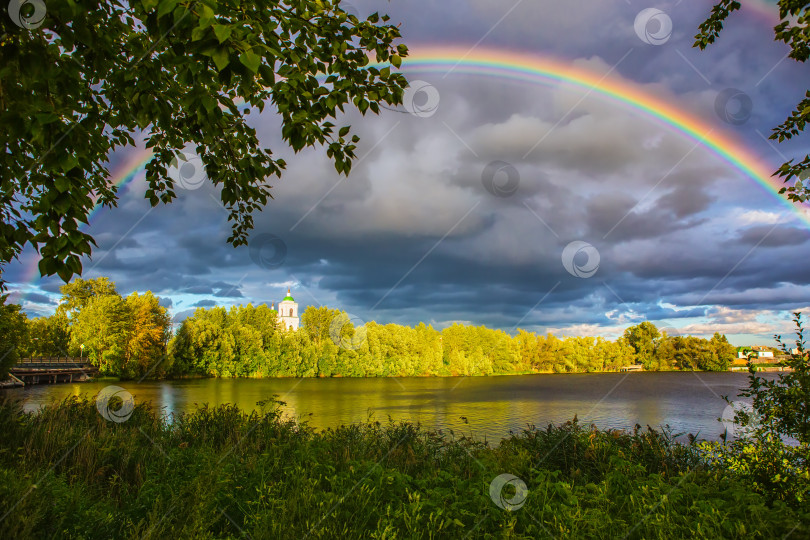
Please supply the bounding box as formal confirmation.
[9,357,98,385]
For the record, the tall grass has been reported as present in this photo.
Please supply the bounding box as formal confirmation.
[0,395,807,539]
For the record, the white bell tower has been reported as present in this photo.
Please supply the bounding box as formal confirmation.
[278,288,299,331]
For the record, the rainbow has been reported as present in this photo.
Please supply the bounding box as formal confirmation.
[17,45,808,290]
[742,0,781,22]
[402,47,809,224]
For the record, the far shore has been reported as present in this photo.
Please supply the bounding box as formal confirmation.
[3,366,792,390]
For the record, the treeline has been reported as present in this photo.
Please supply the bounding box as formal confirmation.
[0,278,170,379]
[169,306,735,377]
[1,277,738,379]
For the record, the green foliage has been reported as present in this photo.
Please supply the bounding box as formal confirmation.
[0,0,409,285]
[169,307,639,378]
[696,1,810,200]
[623,323,734,372]
[70,293,130,374]
[655,333,735,371]
[0,396,807,538]
[170,303,282,377]
[623,321,660,369]
[0,294,28,377]
[4,278,740,380]
[23,313,70,357]
[700,313,810,507]
[765,313,810,444]
[725,312,810,444]
[11,277,172,378]
[123,291,172,378]
[55,276,118,319]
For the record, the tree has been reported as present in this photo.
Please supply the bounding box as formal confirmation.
[301,305,342,347]
[124,291,171,378]
[70,293,130,374]
[0,0,409,285]
[707,332,735,371]
[56,277,119,319]
[0,294,27,378]
[25,313,70,357]
[623,322,661,370]
[695,1,810,201]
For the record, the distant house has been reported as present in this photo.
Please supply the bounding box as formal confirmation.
[620,364,643,372]
[736,346,774,359]
[751,345,774,358]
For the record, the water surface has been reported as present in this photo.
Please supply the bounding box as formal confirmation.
[4,372,770,442]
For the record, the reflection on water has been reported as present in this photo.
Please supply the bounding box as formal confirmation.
[3,372,771,442]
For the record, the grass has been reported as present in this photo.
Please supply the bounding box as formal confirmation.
[0,395,807,539]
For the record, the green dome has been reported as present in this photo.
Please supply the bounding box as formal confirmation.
[282,295,294,302]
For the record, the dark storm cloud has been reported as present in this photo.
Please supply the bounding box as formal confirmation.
[4,0,809,342]
[182,285,213,294]
[38,279,65,294]
[213,286,244,298]
[656,179,716,219]
[23,292,55,305]
[737,225,810,247]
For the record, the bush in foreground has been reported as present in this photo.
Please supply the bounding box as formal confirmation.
[0,396,807,539]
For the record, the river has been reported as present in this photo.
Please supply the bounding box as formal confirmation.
[2,371,772,443]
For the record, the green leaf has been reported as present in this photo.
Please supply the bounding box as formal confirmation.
[212,48,230,71]
[35,113,59,125]
[157,0,177,19]
[338,126,350,137]
[191,26,208,41]
[54,177,70,193]
[198,4,216,27]
[56,264,72,282]
[59,153,79,172]
[212,24,232,44]
[390,54,401,68]
[239,50,261,74]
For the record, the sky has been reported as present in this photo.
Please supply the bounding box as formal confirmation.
[5,0,810,346]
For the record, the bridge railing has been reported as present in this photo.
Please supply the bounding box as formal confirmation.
[17,357,90,365]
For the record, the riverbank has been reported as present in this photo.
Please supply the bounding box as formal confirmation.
[0,396,807,539]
